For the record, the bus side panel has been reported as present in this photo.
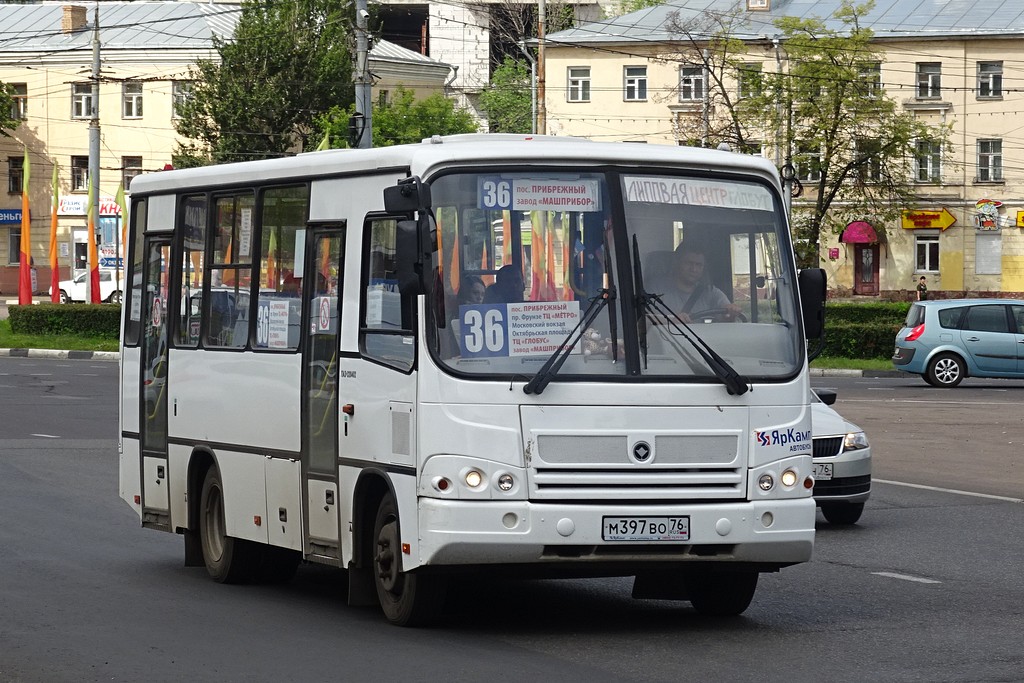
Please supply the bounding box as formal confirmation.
[170,351,301,452]
[219,449,270,545]
[168,443,191,529]
[265,457,302,551]
[119,437,142,519]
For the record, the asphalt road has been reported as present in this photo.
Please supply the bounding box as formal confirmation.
[1,358,1022,682]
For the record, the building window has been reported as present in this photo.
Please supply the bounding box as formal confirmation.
[71,155,89,191]
[915,141,941,182]
[122,156,143,188]
[122,82,143,118]
[72,83,95,119]
[795,142,821,182]
[916,63,941,99]
[739,141,764,157]
[977,61,1003,99]
[679,65,704,101]
[975,233,1002,275]
[172,81,194,118]
[915,233,939,272]
[9,83,27,120]
[855,138,882,183]
[567,67,590,102]
[623,66,647,101]
[8,228,21,264]
[977,139,1003,182]
[8,156,23,193]
[738,63,762,98]
[858,62,881,98]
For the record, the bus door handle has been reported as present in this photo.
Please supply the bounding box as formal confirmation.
[324,490,335,512]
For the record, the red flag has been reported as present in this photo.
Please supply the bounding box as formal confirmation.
[18,148,32,305]
[50,163,60,303]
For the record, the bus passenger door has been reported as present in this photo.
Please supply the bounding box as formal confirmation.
[139,237,171,530]
[302,227,344,560]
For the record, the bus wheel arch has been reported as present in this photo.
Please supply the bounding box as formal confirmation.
[371,491,446,626]
[347,470,392,607]
[197,457,257,584]
[183,448,216,567]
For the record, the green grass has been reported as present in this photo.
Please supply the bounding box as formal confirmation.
[810,355,892,371]
[0,319,119,353]
[0,318,897,367]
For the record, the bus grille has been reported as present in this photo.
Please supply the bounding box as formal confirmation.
[531,434,745,500]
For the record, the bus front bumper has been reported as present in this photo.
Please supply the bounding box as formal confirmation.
[414,497,814,569]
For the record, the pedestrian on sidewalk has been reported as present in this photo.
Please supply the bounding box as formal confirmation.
[916,275,928,301]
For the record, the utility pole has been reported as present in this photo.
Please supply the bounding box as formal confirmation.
[536,0,546,135]
[87,3,101,303]
[353,0,372,148]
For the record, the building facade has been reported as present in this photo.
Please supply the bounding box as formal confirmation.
[0,2,451,296]
[543,0,1024,299]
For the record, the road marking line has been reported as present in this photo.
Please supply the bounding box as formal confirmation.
[872,572,941,584]
[31,434,60,438]
[876,479,1023,503]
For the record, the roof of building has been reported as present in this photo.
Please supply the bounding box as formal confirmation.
[0,2,241,51]
[549,0,1024,45]
[0,2,449,69]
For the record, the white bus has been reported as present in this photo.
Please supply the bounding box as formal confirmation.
[119,135,826,626]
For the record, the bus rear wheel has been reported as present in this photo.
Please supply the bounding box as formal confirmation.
[684,569,758,616]
[199,467,256,584]
[372,493,445,626]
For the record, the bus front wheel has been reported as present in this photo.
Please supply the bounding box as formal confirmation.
[199,467,256,584]
[683,569,758,616]
[372,493,445,626]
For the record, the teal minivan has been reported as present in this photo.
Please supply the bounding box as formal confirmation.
[893,299,1024,387]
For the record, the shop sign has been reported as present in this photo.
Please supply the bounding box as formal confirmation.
[901,208,956,230]
[57,195,123,217]
[975,199,1002,231]
[0,209,23,224]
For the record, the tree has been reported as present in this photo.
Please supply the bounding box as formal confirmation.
[479,57,532,133]
[317,86,478,148]
[664,1,950,266]
[173,0,353,165]
[0,84,20,135]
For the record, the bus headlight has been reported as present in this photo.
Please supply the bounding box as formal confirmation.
[497,473,515,491]
[758,474,774,491]
[464,469,483,489]
[780,468,798,487]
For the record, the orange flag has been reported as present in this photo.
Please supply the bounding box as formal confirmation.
[18,148,32,305]
[50,162,59,303]
[86,175,100,303]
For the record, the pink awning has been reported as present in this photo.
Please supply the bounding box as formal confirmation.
[840,221,879,244]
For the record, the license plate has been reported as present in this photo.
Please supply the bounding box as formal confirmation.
[602,516,690,541]
[814,463,834,480]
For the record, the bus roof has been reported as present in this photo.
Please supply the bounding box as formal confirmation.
[128,136,782,196]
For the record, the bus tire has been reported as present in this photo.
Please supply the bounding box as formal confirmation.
[372,493,445,626]
[684,569,758,616]
[199,467,256,584]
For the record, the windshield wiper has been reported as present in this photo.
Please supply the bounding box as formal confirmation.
[632,236,650,369]
[522,286,615,395]
[631,235,748,396]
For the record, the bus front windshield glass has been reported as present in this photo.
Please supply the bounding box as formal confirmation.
[428,169,802,381]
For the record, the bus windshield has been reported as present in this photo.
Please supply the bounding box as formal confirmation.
[429,168,802,382]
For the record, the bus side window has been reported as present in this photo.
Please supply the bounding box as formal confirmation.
[362,217,413,371]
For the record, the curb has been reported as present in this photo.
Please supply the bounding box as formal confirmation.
[0,348,119,361]
[811,368,907,378]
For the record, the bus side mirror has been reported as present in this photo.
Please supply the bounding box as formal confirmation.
[799,268,826,340]
[384,176,431,213]
[395,214,436,297]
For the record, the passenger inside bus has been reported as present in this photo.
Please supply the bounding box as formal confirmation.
[483,265,525,304]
